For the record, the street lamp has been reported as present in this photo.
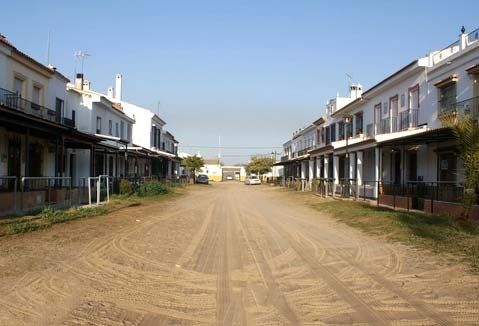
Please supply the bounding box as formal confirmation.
[343,115,353,197]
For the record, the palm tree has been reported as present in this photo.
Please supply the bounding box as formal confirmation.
[440,110,479,219]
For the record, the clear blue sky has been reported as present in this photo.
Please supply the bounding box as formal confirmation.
[2,1,477,164]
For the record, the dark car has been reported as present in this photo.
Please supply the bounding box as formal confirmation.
[196,174,209,184]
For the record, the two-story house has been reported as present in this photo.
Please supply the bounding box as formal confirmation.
[277,27,479,217]
[0,34,100,213]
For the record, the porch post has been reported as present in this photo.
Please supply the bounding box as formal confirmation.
[309,159,316,180]
[356,151,363,186]
[333,155,339,194]
[316,157,320,178]
[54,135,59,178]
[374,147,380,198]
[349,152,355,182]
[324,156,329,179]
[90,145,95,177]
[24,128,30,178]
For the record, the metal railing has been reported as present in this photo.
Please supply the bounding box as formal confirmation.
[20,177,72,212]
[440,96,479,121]
[366,123,374,138]
[0,87,74,127]
[391,116,398,132]
[377,180,475,213]
[466,28,479,45]
[432,40,460,64]
[379,118,390,134]
[399,111,409,130]
[0,176,18,215]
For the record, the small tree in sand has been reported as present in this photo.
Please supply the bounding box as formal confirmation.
[181,155,205,182]
[440,111,479,219]
[246,155,275,179]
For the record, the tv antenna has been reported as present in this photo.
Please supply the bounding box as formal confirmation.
[74,50,91,75]
[345,73,353,86]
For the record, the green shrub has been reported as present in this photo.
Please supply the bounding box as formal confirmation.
[119,179,133,195]
[40,207,69,224]
[8,221,40,234]
[136,181,170,197]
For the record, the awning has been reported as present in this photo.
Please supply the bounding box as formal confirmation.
[377,128,455,147]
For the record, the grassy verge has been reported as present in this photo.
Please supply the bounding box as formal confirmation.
[0,182,185,238]
[310,199,479,272]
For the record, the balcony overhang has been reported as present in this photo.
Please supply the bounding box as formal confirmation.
[434,74,458,88]
[377,127,455,147]
[465,63,479,74]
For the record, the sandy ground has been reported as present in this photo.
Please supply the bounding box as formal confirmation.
[0,183,478,325]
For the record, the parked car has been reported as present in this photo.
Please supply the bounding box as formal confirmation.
[196,174,209,184]
[244,176,261,185]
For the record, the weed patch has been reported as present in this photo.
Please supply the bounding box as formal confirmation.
[312,200,479,272]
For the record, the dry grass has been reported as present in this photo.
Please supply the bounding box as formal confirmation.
[310,198,479,272]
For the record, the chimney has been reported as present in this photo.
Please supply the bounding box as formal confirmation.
[107,86,114,98]
[83,80,91,91]
[75,73,84,90]
[115,73,122,100]
[349,83,363,99]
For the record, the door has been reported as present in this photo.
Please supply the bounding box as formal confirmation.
[69,154,76,186]
[439,153,457,182]
[408,152,417,181]
[108,156,114,176]
[393,151,401,185]
[8,139,21,189]
[28,144,42,177]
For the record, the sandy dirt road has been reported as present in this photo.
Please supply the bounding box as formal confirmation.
[0,183,478,325]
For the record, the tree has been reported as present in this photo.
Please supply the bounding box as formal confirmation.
[246,155,275,178]
[440,111,479,219]
[181,155,205,182]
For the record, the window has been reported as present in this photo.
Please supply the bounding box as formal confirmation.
[13,77,24,96]
[355,112,363,135]
[32,85,41,105]
[127,124,132,141]
[108,120,113,135]
[96,117,102,134]
[338,122,344,140]
[55,98,64,122]
[374,103,382,123]
[115,123,119,137]
[120,121,124,139]
[330,123,336,142]
[438,84,456,113]
[400,94,405,107]
[325,126,331,144]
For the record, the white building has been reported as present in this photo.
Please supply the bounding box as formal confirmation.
[67,74,135,179]
[103,74,180,179]
[277,27,479,218]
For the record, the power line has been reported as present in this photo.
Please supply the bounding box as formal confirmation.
[179,145,282,149]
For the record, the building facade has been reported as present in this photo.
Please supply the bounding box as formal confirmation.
[0,34,181,215]
[277,27,479,218]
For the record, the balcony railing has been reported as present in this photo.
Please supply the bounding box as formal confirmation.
[391,116,398,132]
[366,123,374,138]
[432,40,460,65]
[62,117,75,128]
[280,155,289,162]
[466,28,479,46]
[399,111,409,130]
[378,118,390,134]
[0,87,72,127]
[439,96,479,122]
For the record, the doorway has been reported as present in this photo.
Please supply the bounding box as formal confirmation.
[8,139,21,189]
[408,151,417,181]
